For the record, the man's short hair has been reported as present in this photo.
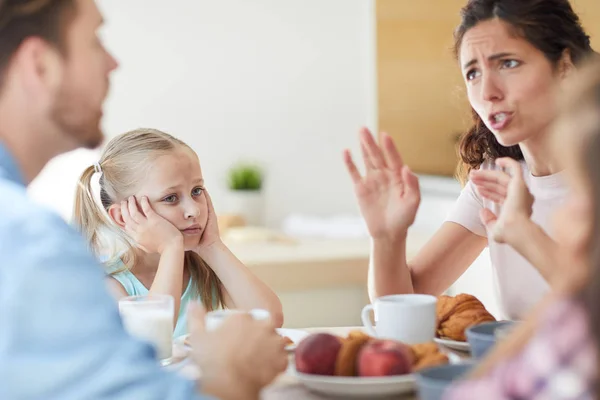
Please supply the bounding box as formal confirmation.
[0,0,76,88]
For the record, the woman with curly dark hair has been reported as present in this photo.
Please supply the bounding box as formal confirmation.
[344,0,596,320]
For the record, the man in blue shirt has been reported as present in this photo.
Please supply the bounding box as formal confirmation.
[0,0,288,399]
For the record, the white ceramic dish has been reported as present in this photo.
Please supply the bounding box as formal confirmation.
[433,337,471,352]
[162,339,191,370]
[292,366,415,397]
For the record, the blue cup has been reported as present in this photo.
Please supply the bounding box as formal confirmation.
[416,362,475,400]
[465,321,516,359]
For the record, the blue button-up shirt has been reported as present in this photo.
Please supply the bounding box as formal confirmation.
[0,142,211,399]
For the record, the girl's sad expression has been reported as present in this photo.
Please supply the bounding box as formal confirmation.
[133,147,208,251]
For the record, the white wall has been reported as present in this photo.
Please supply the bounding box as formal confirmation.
[29,0,378,227]
[25,0,500,317]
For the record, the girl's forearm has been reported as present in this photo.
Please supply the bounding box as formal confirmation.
[198,241,283,327]
[148,240,185,327]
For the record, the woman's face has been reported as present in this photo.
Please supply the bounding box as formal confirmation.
[460,18,564,147]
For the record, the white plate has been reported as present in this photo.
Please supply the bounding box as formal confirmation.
[277,328,309,351]
[292,366,415,397]
[434,337,471,352]
[162,340,191,371]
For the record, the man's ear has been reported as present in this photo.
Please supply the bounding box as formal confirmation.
[108,204,126,229]
[15,37,64,95]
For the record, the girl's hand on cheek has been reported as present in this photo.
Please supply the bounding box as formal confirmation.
[121,196,183,254]
[195,190,222,253]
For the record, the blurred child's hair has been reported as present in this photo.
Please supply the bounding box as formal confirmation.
[73,128,224,310]
[568,63,600,393]
[465,58,600,389]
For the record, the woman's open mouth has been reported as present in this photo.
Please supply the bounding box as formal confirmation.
[488,112,514,131]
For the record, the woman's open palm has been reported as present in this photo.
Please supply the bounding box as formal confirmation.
[344,128,421,240]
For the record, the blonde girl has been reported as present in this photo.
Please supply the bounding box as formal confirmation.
[73,128,283,337]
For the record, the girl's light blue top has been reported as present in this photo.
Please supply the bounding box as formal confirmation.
[111,268,196,338]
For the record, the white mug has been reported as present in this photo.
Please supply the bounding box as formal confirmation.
[205,308,271,332]
[361,294,437,344]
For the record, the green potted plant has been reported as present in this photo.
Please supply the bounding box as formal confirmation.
[225,162,265,226]
[227,163,263,191]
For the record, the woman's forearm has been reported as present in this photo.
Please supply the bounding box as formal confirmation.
[508,219,560,283]
[368,235,414,301]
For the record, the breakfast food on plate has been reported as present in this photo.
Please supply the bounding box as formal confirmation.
[357,339,413,377]
[295,333,343,375]
[347,330,371,341]
[334,333,371,376]
[282,336,294,346]
[436,294,496,342]
[410,342,449,371]
[294,329,449,377]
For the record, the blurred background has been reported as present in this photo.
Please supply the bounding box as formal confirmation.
[27,0,600,327]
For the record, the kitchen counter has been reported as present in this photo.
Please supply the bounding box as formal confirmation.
[225,231,432,292]
[223,230,434,328]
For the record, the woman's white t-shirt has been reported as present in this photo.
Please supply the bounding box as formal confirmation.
[445,163,568,320]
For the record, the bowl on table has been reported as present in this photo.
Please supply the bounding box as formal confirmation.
[465,321,516,359]
[415,361,475,400]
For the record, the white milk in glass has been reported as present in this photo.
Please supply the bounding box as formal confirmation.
[120,308,173,360]
[119,295,174,363]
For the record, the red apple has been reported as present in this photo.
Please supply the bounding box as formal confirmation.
[295,333,342,375]
[357,339,413,377]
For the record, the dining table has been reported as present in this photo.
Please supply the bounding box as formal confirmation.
[173,326,471,400]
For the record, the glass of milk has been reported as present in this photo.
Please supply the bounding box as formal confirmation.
[119,294,174,366]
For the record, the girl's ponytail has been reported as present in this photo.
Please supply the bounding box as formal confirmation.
[72,164,112,254]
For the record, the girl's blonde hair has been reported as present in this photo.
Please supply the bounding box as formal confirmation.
[73,128,224,310]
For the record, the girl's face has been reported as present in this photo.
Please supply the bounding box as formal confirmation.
[460,18,568,147]
[133,146,209,251]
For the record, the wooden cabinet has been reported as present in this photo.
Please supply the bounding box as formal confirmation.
[376,0,471,176]
[573,0,600,46]
[376,0,600,177]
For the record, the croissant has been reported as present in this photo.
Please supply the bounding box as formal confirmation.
[436,294,496,342]
[409,342,449,371]
[334,333,372,376]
